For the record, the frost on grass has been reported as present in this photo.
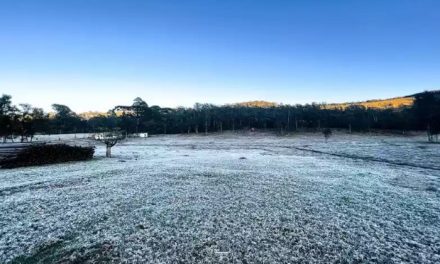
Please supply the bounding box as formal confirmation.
[0,133,439,263]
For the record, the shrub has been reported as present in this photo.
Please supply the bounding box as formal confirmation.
[0,144,94,169]
[323,128,332,142]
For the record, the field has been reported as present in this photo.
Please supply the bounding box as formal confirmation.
[1,132,439,263]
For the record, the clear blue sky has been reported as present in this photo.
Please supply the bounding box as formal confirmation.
[1,0,439,112]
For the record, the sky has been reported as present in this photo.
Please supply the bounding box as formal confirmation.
[1,0,439,112]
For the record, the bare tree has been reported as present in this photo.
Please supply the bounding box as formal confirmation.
[95,132,125,158]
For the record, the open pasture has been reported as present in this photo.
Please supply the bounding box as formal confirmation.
[1,132,439,263]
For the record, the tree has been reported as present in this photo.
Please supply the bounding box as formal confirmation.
[51,104,81,134]
[17,104,33,142]
[413,92,440,142]
[0,95,17,142]
[30,108,48,139]
[11,104,48,142]
[132,97,150,133]
[95,132,125,158]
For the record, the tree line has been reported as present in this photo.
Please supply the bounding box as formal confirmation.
[1,91,439,142]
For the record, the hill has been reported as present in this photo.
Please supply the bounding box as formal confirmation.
[232,100,278,108]
[324,90,440,110]
[233,96,414,110]
[76,91,440,117]
[231,91,439,110]
[323,96,415,110]
[78,111,108,120]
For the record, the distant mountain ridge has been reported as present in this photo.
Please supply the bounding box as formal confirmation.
[324,90,440,110]
[77,90,439,116]
[235,90,440,110]
[78,111,108,120]
[231,100,278,108]
[323,96,415,110]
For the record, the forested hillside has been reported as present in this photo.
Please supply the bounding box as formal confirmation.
[1,91,439,142]
[324,96,414,110]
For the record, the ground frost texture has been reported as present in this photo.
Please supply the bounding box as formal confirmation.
[1,132,439,263]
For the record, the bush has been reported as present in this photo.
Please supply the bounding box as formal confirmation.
[0,144,94,169]
[323,128,332,142]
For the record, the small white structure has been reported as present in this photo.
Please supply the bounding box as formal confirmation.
[138,133,149,138]
[93,133,105,140]
[129,133,149,138]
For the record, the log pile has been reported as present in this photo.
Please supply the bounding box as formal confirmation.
[0,143,33,161]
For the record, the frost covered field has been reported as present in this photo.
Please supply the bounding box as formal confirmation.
[1,132,439,263]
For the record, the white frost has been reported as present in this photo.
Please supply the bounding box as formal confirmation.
[0,132,439,263]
